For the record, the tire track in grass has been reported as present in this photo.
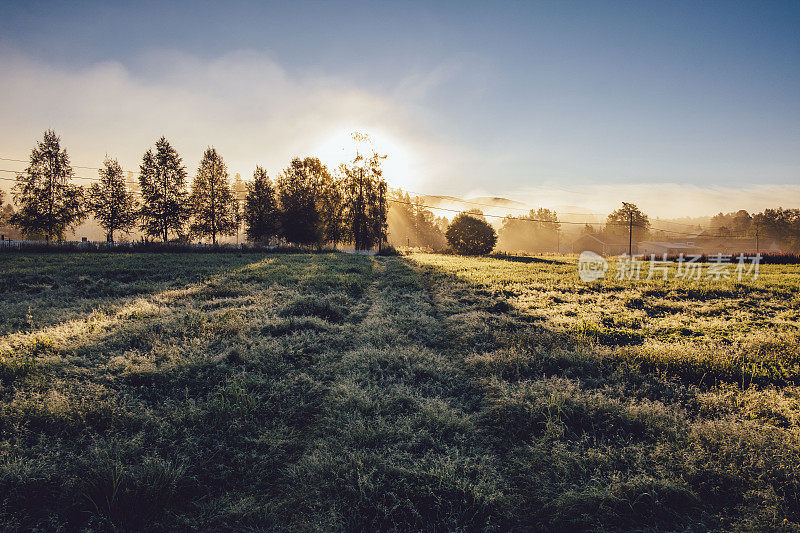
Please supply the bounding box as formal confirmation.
[281,256,506,531]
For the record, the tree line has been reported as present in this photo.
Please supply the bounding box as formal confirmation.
[2,130,388,249]
[709,208,800,249]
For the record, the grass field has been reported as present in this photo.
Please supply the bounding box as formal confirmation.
[1,252,799,531]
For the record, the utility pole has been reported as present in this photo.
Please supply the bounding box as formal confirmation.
[556,228,560,254]
[628,210,633,257]
[755,226,759,256]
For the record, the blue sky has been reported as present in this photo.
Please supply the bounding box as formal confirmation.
[0,1,798,216]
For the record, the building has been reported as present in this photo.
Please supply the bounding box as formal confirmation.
[637,241,702,256]
[570,234,630,256]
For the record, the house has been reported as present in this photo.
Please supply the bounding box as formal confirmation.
[570,234,630,256]
[691,237,782,255]
[637,241,702,256]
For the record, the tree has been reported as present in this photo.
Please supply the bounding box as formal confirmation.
[711,210,752,236]
[87,157,137,242]
[244,166,279,244]
[232,172,247,243]
[10,130,86,241]
[751,208,800,251]
[318,172,347,247]
[341,137,388,250]
[189,148,238,244]
[138,137,190,242]
[446,212,497,255]
[387,189,446,249]
[368,176,388,251]
[276,157,326,246]
[497,208,560,253]
[605,202,650,242]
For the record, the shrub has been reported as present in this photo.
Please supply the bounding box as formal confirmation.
[445,213,497,255]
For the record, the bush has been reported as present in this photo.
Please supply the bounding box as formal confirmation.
[445,213,497,255]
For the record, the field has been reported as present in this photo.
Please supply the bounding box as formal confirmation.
[1,251,800,531]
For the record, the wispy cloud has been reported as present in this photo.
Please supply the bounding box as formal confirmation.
[0,47,797,219]
[0,47,449,182]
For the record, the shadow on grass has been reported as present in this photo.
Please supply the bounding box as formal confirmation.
[407,254,800,531]
[1,252,799,531]
[488,252,570,265]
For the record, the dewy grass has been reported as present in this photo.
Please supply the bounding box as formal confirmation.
[0,251,799,530]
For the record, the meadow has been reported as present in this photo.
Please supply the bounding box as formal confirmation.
[1,251,799,531]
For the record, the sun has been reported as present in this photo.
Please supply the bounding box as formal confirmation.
[314,127,417,192]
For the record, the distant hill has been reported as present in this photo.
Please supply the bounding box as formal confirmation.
[416,195,528,214]
[466,196,527,209]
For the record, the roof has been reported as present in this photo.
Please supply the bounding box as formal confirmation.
[571,233,628,246]
[638,241,701,249]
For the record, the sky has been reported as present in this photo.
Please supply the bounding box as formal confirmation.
[0,0,798,218]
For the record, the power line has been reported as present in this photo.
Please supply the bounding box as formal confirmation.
[0,156,127,173]
[388,187,601,215]
[0,156,703,224]
[0,163,758,239]
[385,196,635,227]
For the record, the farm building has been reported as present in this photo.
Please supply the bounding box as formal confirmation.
[570,234,630,256]
[637,241,702,256]
[691,237,782,254]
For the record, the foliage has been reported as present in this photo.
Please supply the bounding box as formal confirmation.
[88,158,137,242]
[317,171,348,247]
[753,208,800,251]
[189,148,238,244]
[138,137,190,242]
[387,189,447,249]
[605,202,650,242]
[497,208,560,253]
[708,208,800,251]
[244,166,279,244]
[275,157,326,246]
[340,135,388,250]
[10,130,86,240]
[445,212,497,255]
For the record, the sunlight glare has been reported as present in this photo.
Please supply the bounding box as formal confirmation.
[315,127,417,192]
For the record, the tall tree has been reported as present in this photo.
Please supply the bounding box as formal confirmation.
[10,130,86,241]
[232,172,247,243]
[189,148,238,244]
[138,137,190,242]
[276,157,326,246]
[341,145,388,251]
[605,202,650,242]
[387,189,446,249]
[88,157,137,242]
[497,208,560,253]
[318,172,347,247]
[244,166,279,244]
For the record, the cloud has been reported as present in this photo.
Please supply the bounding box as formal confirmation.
[0,47,450,183]
[0,47,796,221]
